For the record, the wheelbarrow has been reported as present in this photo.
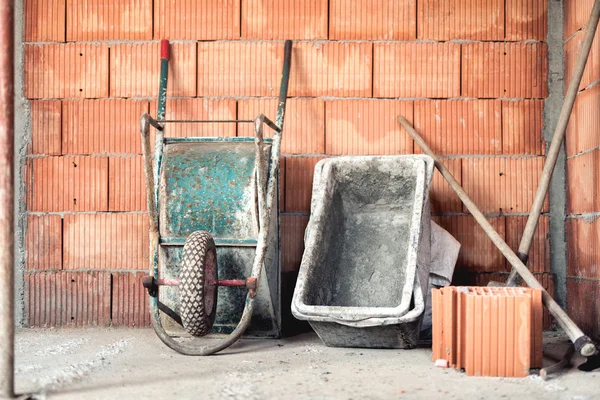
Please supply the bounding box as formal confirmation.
[140,40,292,355]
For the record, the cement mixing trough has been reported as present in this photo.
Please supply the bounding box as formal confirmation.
[292,155,434,348]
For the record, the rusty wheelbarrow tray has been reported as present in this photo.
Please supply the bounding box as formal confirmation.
[140,40,292,355]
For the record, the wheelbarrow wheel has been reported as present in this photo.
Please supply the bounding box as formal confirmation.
[179,230,218,336]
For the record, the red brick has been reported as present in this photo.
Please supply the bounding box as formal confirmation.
[26,215,62,271]
[25,271,111,327]
[242,0,327,39]
[28,156,108,212]
[63,214,149,270]
[433,215,506,272]
[290,42,372,97]
[417,0,503,40]
[285,157,323,213]
[462,42,505,98]
[150,98,236,138]
[281,215,309,273]
[109,156,146,212]
[502,100,545,155]
[62,99,149,154]
[325,100,413,155]
[566,85,600,157]
[505,42,549,99]
[111,42,196,98]
[24,44,109,99]
[567,278,600,341]
[505,0,548,41]
[564,0,595,39]
[374,43,460,98]
[279,157,286,209]
[112,272,150,327]
[66,0,152,41]
[238,98,325,154]
[505,216,550,273]
[565,28,600,92]
[566,150,600,214]
[30,100,61,155]
[462,157,548,214]
[414,100,501,155]
[430,158,462,213]
[25,0,66,42]
[330,0,416,40]
[197,42,283,97]
[567,218,600,279]
[155,0,240,40]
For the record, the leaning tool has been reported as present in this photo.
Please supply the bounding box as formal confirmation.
[396,116,598,361]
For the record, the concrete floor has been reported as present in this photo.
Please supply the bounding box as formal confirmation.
[15,328,600,399]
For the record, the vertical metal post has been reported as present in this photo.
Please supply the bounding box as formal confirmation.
[0,0,14,397]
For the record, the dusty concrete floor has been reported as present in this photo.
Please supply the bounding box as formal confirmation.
[14,328,600,399]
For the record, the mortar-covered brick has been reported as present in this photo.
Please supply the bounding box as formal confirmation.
[25,0,66,42]
[567,218,600,279]
[374,42,460,98]
[433,215,506,272]
[111,42,196,97]
[505,0,548,41]
[25,271,111,327]
[564,0,595,39]
[197,42,283,97]
[109,156,145,212]
[112,272,150,327]
[430,158,462,213]
[566,150,599,214]
[155,0,240,40]
[63,214,149,270]
[238,98,325,154]
[567,278,600,341]
[150,98,236,138]
[564,28,600,92]
[24,44,109,99]
[289,42,372,97]
[66,0,152,41]
[30,100,61,155]
[502,100,545,155]
[417,0,503,40]
[414,100,501,155]
[281,215,309,273]
[505,215,550,273]
[462,157,548,214]
[62,99,149,154]
[242,0,327,39]
[26,215,62,271]
[566,85,600,157]
[325,100,413,155]
[330,0,416,40]
[28,156,108,212]
[285,157,324,213]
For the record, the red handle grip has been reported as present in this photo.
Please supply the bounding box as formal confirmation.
[161,39,169,60]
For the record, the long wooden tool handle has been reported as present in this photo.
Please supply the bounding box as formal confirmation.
[397,115,597,357]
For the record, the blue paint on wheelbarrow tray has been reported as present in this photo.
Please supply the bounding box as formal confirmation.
[292,155,434,348]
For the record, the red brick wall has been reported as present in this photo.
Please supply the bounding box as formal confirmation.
[24,0,550,328]
[564,0,600,341]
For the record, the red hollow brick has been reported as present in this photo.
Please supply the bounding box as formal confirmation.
[28,156,108,212]
[26,215,62,271]
[564,28,600,92]
[430,158,462,213]
[30,100,61,155]
[374,42,461,98]
[325,100,413,155]
[66,0,152,41]
[25,0,66,42]
[111,42,196,98]
[505,216,550,273]
[281,215,309,273]
[285,157,324,213]
[502,100,545,155]
[238,98,325,154]
[564,0,595,39]
[566,150,600,214]
[330,0,416,40]
[25,44,109,99]
[567,278,600,341]
[63,213,149,270]
[242,0,327,39]
[566,85,600,157]
[462,42,505,98]
[155,0,240,40]
[567,218,600,279]
[505,0,548,41]
[109,156,146,212]
[505,42,549,99]
[414,100,502,155]
[112,272,151,327]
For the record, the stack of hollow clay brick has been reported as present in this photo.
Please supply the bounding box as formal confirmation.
[432,286,543,377]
